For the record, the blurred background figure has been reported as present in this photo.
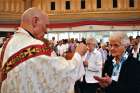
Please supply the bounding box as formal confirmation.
[75,36,103,93]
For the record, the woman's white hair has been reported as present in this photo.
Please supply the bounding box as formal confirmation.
[110,31,130,48]
[86,35,97,44]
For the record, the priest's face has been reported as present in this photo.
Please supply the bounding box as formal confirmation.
[33,14,49,40]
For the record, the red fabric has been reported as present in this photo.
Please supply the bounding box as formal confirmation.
[0,37,12,81]
[3,44,52,71]
[48,20,140,28]
[0,19,140,28]
[1,44,52,81]
[0,37,12,68]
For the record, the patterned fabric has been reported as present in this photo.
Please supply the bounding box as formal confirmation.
[2,44,52,81]
[2,56,83,93]
[1,28,85,93]
[0,37,12,68]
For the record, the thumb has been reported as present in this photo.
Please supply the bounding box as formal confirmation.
[105,73,108,77]
[105,73,110,78]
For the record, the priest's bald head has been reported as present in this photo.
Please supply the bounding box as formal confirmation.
[20,7,49,40]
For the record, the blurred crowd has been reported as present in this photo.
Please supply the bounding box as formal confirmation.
[42,35,140,62]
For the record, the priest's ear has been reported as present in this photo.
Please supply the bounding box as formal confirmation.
[32,16,39,28]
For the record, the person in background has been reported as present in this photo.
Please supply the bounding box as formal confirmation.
[98,43,108,64]
[75,36,103,93]
[0,7,87,93]
[130,38,140,61]
[83,36,103,93]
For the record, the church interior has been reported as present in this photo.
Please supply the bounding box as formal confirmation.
[0,0,140,41]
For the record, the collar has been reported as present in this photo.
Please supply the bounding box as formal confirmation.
[17,27,35,38]
[24,29,35,38]
[113,51,128,66]
[88,48,97,54]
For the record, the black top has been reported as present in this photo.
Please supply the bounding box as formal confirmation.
[102,55,140,93]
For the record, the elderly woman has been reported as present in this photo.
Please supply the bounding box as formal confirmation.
[94,32,140,93]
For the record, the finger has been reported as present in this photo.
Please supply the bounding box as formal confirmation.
[99,82,106,88]
[94,76,102,81]
[105,73,108,77]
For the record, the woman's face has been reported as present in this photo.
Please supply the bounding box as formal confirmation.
[86,41,96,52]
[109,38,125,58]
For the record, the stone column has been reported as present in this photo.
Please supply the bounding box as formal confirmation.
[117,0,125,10]
[5,0,9,11]
[102,0,109,11]
[75,0,80,12]
[24,0,32,10]
[15,0,20,13]
[61,0,65,11]
[137,0,140,10]
[43,0,47,12]
[86,0,92,11]
[90,0,93,11]
[39,0,43,9]
[11,0,14,12]
[71,0,76,12]
[45,0,49,12]
[54,0,58,12]
[32,0,42,9]
[122,0,128,10]
[42,0,46,11]
[0,0,4,11]
[57,0,62,12]
[91,0,96,11]
[21,0,25,12]
[106,0,112,11]
[11,0,18,12]
[3,0,6,12]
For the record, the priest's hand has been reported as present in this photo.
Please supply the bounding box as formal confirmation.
[83,60,88,67]
[75,43,87,56]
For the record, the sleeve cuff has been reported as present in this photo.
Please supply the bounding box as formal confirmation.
[73,52,82,63]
